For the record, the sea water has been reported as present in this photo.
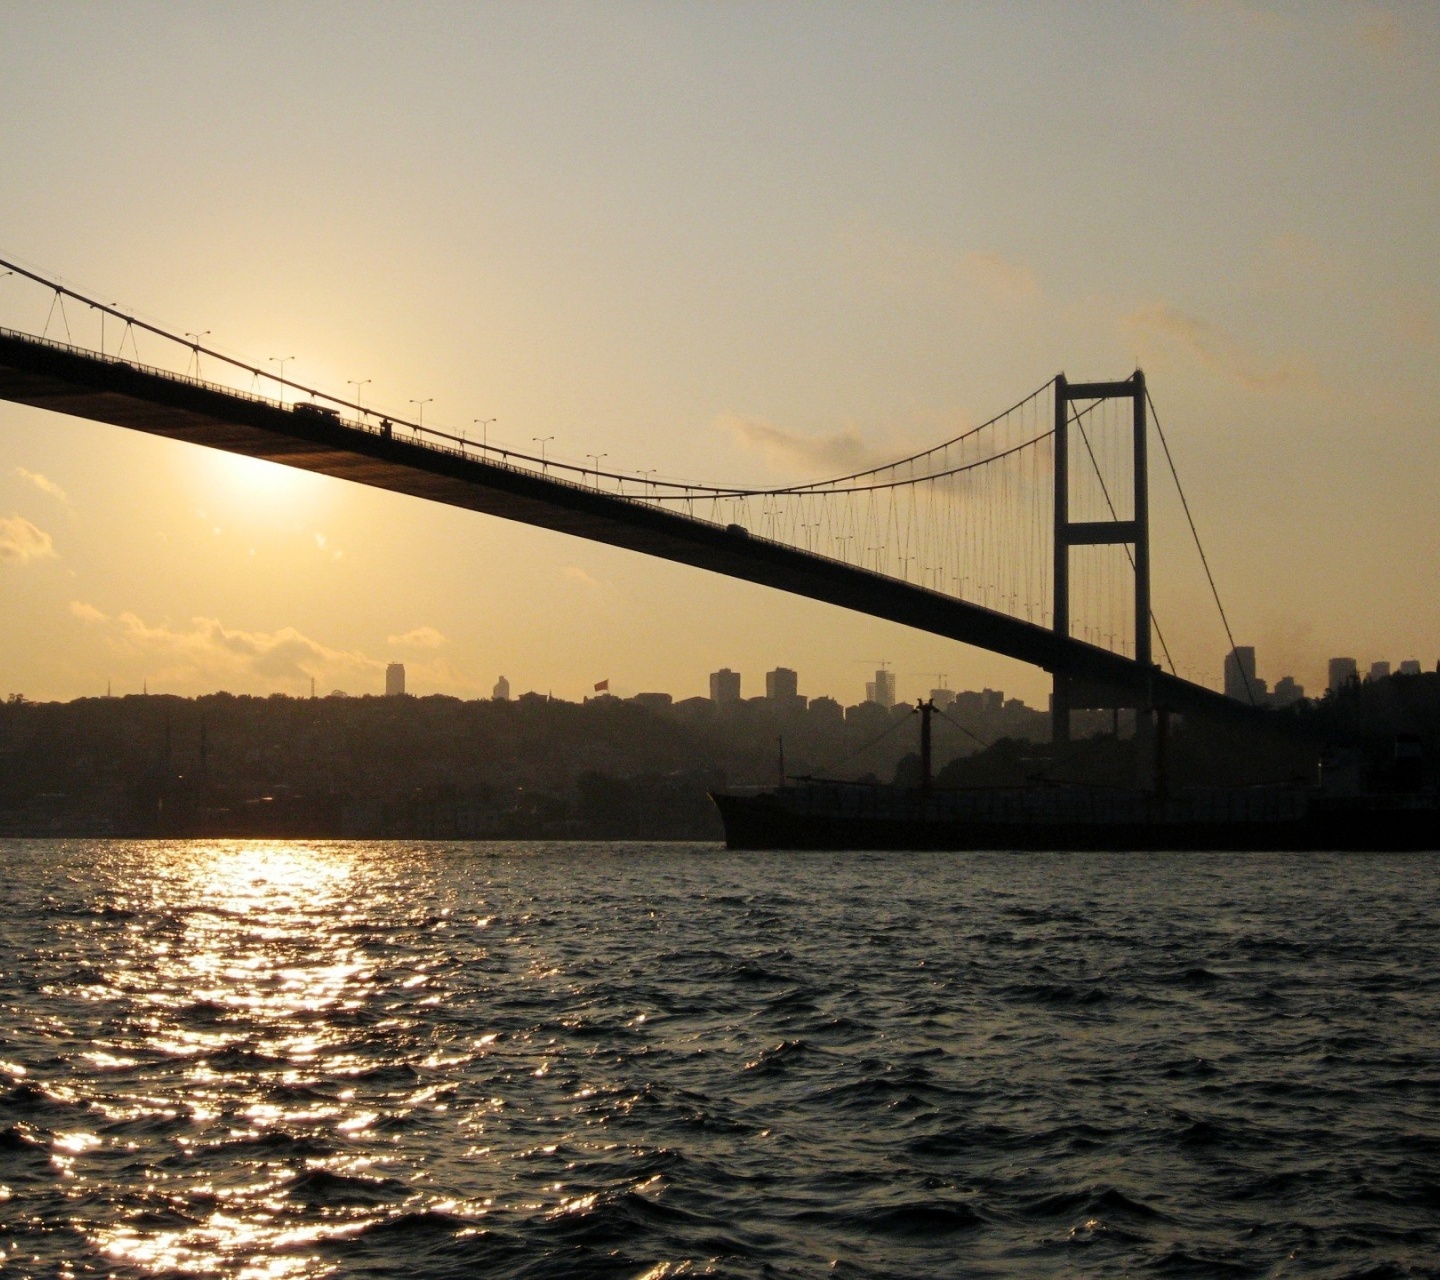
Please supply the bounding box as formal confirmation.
[1,840,1436,1278]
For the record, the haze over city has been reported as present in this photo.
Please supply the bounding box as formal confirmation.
[2,3,1438,709]
[7,8,1440,1277]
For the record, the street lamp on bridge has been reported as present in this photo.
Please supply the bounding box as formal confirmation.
[474,418,496,453]
[585,453,608,486]
[347,379,371,417]
[532,436,554,472]
[268,355,295,407]
[410,399,433,436]
[183,331,210,379]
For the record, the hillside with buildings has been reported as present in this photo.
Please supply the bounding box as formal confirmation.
[4,650,1434,840]
[0,666,1050,839]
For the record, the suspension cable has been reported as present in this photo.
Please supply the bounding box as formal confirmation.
[1069,404,1178,676]
[654,428,1055,500]
[932,704,992,751]
[0,252,1065,503]
[802,710,917,781]
[771,382,1051,493]
[1145,388,1254,704]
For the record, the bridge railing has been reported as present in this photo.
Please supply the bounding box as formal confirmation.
[0,320,1071,628]
[0,323,652,499]
[0,254,1083,640]
[7,323,1031,629]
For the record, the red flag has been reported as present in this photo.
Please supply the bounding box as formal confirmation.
[594,679,609,692]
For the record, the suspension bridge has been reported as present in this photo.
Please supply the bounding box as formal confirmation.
[0,257,1260,742]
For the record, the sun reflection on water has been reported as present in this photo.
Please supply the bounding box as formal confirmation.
[89,841,381,1276]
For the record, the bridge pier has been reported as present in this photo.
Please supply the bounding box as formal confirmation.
[1050,676,1071,745]
[1134,689,1156,795]
[1051,371,1152,772]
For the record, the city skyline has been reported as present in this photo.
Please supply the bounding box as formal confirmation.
[63,641,1440,716]
[1223,643,1436,707]
[2,6,1438,707]
[2,12,1437,1276]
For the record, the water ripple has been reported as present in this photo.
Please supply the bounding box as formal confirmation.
[0,840,1437,1277]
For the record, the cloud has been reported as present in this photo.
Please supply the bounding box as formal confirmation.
[387,626,446,648]
[0,515,57,564]
[1122,302,1320,393]
[960,252,1039,305]
[68,605,383,693]
[70,600,108,624]
[721,414,889,477]
[1356,10,1400,57]
[836,214,1042,310]
[562,565,600,590]
[15,468,68,504]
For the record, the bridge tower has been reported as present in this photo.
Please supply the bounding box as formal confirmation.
[1051,371,1151,750]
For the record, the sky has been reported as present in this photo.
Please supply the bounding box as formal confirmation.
[1,1,1437,707]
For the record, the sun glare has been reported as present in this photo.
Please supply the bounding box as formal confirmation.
[210,451,328,503]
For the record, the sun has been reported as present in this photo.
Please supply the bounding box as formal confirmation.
[194,448,336,519]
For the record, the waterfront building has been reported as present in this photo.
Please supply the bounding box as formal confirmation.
[1369,661,1391,682]
[930,687,956,709]
[385,663,406,697]
[1399,660,1422,676]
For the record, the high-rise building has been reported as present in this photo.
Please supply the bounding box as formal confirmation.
[1369,661,1391,682]
[385,662,406,697]
[1328,657,1358,693]
[1271,675,1305,707]
[1399,660,1422,676]
[1224,646,1258,702]
[709,668,741,704]
[492,675,510,701]
[930,687,956,709]
[870,668,896,708]
[766,668,798,701]
[953,690,983,716]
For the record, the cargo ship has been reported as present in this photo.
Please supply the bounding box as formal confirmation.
[710,702,1438,852]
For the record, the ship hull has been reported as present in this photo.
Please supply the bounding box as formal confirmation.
[710,790,1440,853]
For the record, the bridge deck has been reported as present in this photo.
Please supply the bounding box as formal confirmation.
[0,329,1260,725]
